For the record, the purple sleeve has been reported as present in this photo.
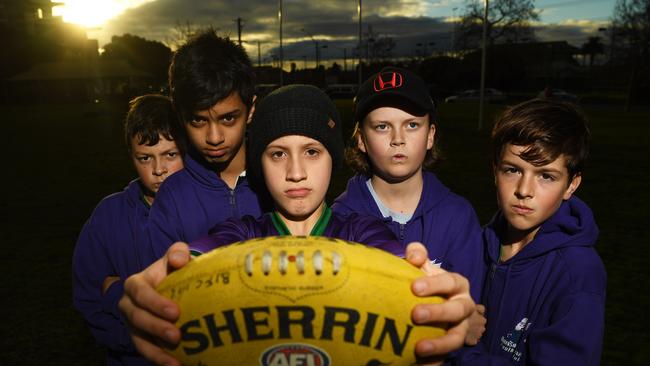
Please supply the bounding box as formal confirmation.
[452,343,511,365]
[72,218,135,353]
[146,186,185,259]
[344,214,404,257]
[525,292,604,365]
[444,207,485,302]
[189,217,256,255]
[455,293,604,365]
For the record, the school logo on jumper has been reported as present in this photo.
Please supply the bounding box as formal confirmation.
[260,343,330,366]
[500,317,531,362]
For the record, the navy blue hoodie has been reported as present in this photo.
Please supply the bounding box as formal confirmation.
[72,179,153,365]
[332,172,485,301]
[456,196,606,365]
[146,151,266,261]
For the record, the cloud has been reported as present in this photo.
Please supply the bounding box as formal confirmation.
[97,0,451,57]
[93,0,611,61]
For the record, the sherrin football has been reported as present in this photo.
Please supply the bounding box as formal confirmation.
[156,236,446,366]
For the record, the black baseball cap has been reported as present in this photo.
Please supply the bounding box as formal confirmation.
[354,66,435,123]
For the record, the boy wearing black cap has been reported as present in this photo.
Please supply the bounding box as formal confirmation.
[333,66,486,340]
[119,85,478,365]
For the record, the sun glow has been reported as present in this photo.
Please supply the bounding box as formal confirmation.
[52,0,155,28]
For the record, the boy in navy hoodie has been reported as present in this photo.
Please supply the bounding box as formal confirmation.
[456,99,606,364]
[73,94,184,365]
[146,29,268,262]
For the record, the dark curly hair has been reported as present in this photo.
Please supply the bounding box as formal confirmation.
[124,94,185,154]
[169,28,256,125]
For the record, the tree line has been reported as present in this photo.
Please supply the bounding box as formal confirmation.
[1,0,647,107]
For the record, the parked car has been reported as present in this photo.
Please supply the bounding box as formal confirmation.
[325,84,358,99]
[537,88,579,103]
[445,88,507,103]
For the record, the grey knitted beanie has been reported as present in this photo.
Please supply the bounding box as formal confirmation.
[247,84,343,181]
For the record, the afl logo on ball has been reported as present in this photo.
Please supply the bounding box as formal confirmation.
[260,343,330,366]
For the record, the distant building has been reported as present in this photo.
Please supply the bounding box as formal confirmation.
[1,0,156,102]
[8,59,155,102]
[0,0,95,59]
[0,0,62,34]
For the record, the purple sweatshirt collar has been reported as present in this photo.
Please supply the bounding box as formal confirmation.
[484,195,599,263]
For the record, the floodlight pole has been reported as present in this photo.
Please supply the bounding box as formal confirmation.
[236,17,243,47]
[452,7,458,57]
[278,0,284,85]
[302,28,320,68]
[478,0,488,131]
[358,0,363,87]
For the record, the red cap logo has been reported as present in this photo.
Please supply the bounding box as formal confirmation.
[373,72,403,92]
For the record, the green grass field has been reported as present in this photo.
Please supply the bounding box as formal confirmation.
[1,99,648,364]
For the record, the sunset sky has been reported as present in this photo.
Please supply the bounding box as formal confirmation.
[53,0,617,64]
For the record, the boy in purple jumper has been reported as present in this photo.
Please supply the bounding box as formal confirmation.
[190,84,401,255]
[119,86,479,366]
[456,99,606,364]
[73,94,184,365]
[146,29,268,262]
[333,67,485,304]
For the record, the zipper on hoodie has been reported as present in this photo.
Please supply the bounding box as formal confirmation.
[490,263,497,279]
[229,189,237,215]
[229,173,246,218]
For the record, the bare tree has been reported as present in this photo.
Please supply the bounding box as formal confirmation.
[611,0,649,110]
[612,0,650,62]
[164,23,225,52]
[455,0,539,50]
[164,20,197,50]
[358,25,396,64]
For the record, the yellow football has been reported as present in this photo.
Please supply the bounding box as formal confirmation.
[156,236,446,366]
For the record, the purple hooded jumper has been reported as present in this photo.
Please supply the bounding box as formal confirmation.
[332,172,485,301]
[146,152,265,261]
[72,179,153,365]
[455,196,606,365]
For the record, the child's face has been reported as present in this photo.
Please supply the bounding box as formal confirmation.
[185,92,254,166]
[495,143,581,241]
[131,135,184,203]
[357,107,434,183]
[261,135,332,221]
